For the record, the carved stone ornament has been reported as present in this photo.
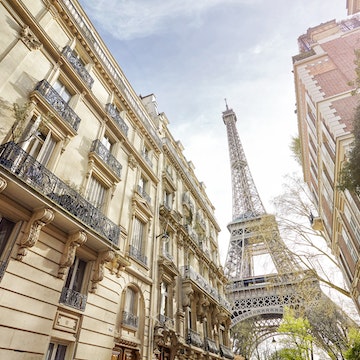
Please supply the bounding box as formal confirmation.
[0,176,7,193]
[58,231,87,279]
[20,25,43,51]
[128,154,137,169]
[17,208,54,261]
[90,250,115,292]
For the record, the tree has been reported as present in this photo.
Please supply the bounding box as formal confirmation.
[277,308,315,360]
[344,328,360,360]
[272,173,351,299]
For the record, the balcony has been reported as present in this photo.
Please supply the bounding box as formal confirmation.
[129,244,148,266]
[90,139,122,179]
[59,286,87,311]
[137,185,151,204]
[205,337,219,354]
[62,45,94,88]
[141,150,153,168]
[158,314,175,330]
[186,329,203,348]
[105,103,129,136]
[35,80,81,132]
[181,265,231,310]
[0,142,120,245]
[220,344,234,359]
[184,224,198,244]
[122,310,138,328]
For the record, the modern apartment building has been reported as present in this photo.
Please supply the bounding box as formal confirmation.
[293,16,360,312]
[0,1,233,359]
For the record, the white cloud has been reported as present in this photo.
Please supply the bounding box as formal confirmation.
[82,0,255,40]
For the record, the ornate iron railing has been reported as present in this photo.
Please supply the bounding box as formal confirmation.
[62,45,94,88]
[60,0,163,149]
[184,224,199,244]
[0,142,120,245]
[159,314,175,329]
[129,244,147,266]
[205,337,219,354]
[186,329,203,348]
[59,286,87,311]
[122,310,138,328]
[141,150,153,168]
[90,139,122,178]
[220,344,234,359]
[181,265,231,310]
[137,185,151,204]
[35,80,81,131]
[105,103,129,136]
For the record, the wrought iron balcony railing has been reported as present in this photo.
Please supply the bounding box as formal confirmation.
[90,139,122,178]
[205,337,219,354]
[62,45,94,88]
[59,286,87,311]
[158,314,175,329]
[186,329,203,348]
[35,79,81,132]
[129,244,148,266]
[220,344,234,359]
[137,185,151,204]
[0,142,120,245]
[122,310,138,328]
[141,150,153,168]
[181,265,231,310]
[105,103,129,136]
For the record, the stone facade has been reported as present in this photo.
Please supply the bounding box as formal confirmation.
[293,16,360,313]
[0,1,233,359]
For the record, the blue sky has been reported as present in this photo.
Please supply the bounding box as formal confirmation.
[78,0,348,263]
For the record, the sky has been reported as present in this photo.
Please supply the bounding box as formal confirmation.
[78,0,348,264]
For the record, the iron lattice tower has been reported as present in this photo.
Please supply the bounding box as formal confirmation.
[222,104,324,352]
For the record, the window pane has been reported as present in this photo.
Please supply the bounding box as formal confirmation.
[65,257,86,292]
[0,218,15,255]
[87,176,106,209]
[132,218,144,251]
[54,344,67,360]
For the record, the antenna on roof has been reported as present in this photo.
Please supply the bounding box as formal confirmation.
[224,98,229,110]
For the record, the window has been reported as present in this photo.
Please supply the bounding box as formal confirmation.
[46,342,68,360]
[160,282,170,318]
[22,117,57,167]
[138,175,151,203]
[86,176,106,210]
[0,217,17,280]
[53,79,72,103]
[130,217,147,265]
[122,287,138,328]
[142,145,152,168]
[164,190,172,209]
[60,256,88,310]
[101,133,113,152]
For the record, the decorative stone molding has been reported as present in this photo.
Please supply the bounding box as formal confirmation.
[128,154,137,169]
[0,176,7,193]
[17,208,54,260]
[110,253,131,277]
[182,283,194,307]
[58,231,87,279]
[20,25,42,51]
[90,250,115,292]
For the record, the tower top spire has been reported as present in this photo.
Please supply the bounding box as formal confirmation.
[223,105,265,220]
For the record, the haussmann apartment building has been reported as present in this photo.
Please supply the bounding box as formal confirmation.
[0,0,234,359]
[293,11,360,313]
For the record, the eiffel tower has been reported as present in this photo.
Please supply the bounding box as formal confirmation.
[221,103,338,354]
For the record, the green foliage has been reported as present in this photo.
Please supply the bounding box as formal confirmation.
[289,136,302,166]
[277,308,314,360]
[344,328,360,360]
[339,49,360,193]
